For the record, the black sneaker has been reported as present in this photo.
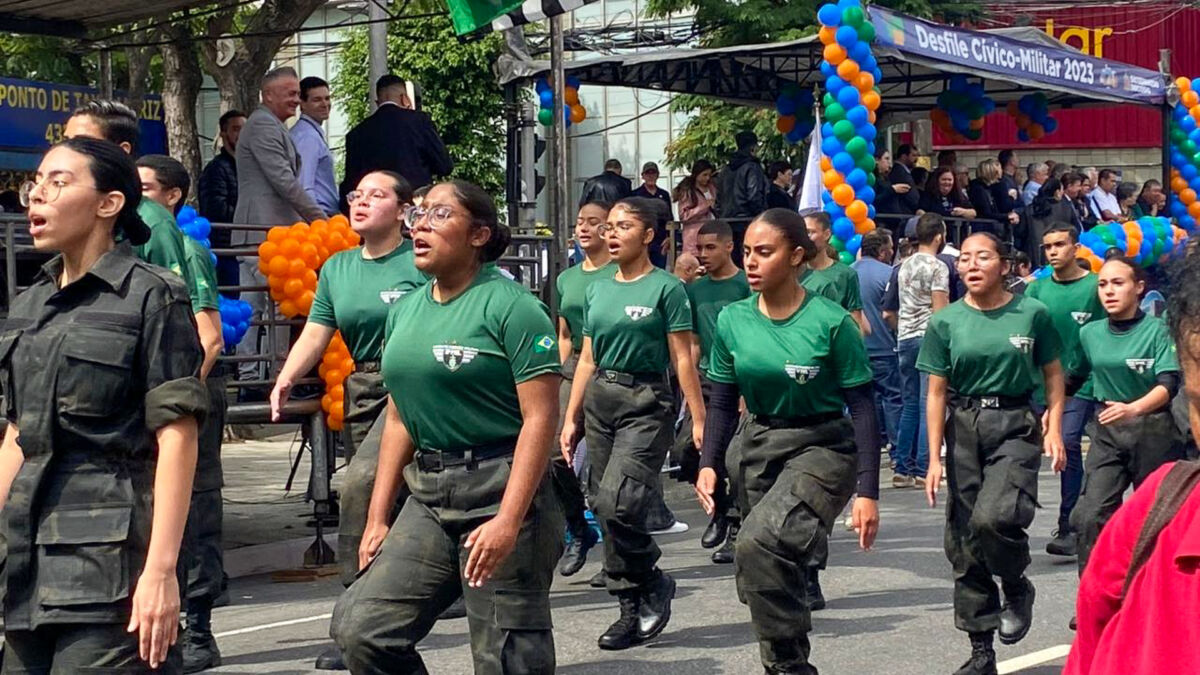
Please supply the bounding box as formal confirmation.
[1069,615,1077,631]
[701,513,729,549]
[712,520,738,564]
[559,526,599,577]
[999,577,1035,645]
[1046,528,1078,557]
[598,592,642,650]
[182,629,222,673]
[953,631,997,675]
[637,571,676,641]
[589,568,608,588]
[313,645,346,671]
[805,569,826,611]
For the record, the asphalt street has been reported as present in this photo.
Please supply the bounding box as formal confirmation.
[205,460,1078,675]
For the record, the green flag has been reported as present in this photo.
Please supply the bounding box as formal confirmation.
[445,0,525,35]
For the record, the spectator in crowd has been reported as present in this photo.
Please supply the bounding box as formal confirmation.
[1081,166,1099,193]
[911,166,930,193]
[1132,179,1164,219]
[340,74,453,209]
[674,159,717,256]
[998,149,1020,202]
[1064,252,1200,675]
[968,158,1018,238]
[1007,250,1032,294]
[199,109,246,295]
[1089,169,1122,222]
[953,164,970,198]
[632,161,674,268]
[919,166,976,221]
[1022,161,1049,206]
[674,252,701,283]
[233,66,325,384]
[1064,171,1097,229]
[766,160,794,210]
[936,149,957,170]
[1116,181,1139,221]
[875,148,917,236]
[1025,178,1076,265]
[1051,161,1071,180]
[890,144,918,187]
[853,229,902,461]
[291,76,338,216]
[716,130,768,264]
[580,158,632,206]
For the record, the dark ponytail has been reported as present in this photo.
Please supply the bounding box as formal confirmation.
[446,180,510,263]
[58,136,149,245]
[754,208,818,263]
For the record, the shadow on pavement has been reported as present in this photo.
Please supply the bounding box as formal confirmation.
[558,657,724,674]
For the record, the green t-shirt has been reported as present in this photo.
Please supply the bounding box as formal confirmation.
[583,267,692,374]
[800,261,862,312]
[134,198,197,296]
[708,292,873,416]
[1025,273,1104,402]
[1077,315,1179,403]
[310,242,428,363]
[556,261,616,352]
[687,270,751,374]
[183,238,220,312]
[381,266,560,452]
[917,294,1061,397]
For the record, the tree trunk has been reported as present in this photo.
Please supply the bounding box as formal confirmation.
[159,32,204,205]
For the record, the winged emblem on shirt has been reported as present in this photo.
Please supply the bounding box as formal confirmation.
[380,290,408,304]
[1009,336,1034,354]
[625,306,654,321]
[785,363,821,384]
[433,344,479,372]
[1071,312,1093,325]
[1126,358,1155,374]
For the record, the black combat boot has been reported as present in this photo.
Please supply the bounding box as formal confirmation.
[701,512,729,549]
[805,569,826,611]
[637,571,676,641]
[183,598,222,673]
[712,519,739,564]
[953,631,997,675]
[598,591,642,650]
[999,576,1035,645]
[559,524,599,577]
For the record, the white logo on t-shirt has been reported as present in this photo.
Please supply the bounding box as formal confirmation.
[1071,312,1093,325]
[1126,358,1155,374]
[432,344,479,372]
[785,363,821,384]
[625,306,654,321]
[1009,336,1035,354]
[380,290,408,304]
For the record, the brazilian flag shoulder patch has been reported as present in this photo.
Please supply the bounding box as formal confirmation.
[534,334,556,353]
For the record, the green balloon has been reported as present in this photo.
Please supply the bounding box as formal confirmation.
[538,108,554,126]
[834,119,856,142]
[825,102,847,122]
[857,21,876,43]
[1153,238,1166,257]
[1172,128,1187,144]
[1098,228,1116,245]
[1186,139,1198,155]
[842,6,864,28]
[781,82,800,97]
[823,93,836,109]
[867,173,876,187]
[846,136,868,158]
[839,251,856,265]
[830,235,845,251]
[856,154,875,172]
[1192,151,1200,165]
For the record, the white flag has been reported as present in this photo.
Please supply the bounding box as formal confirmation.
[797,107,824,215]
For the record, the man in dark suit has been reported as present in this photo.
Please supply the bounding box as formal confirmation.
[579,158,633,206]
[339,74,453,211]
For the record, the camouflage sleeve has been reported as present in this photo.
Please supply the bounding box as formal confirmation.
[142,284,208,430]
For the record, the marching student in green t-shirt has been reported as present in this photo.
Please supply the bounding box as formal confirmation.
[271,171,425,600]
[693,208,880,675]
[553,200,615,578]
[800,211,868,334]
[683,219,750,563]
[560,197,706,651]
[918,232,1066,675]
[1025,225,1106,559]
[331,181,563,673]
[1068,256,1184,578]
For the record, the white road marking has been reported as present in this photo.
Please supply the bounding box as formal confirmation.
[213,612,332,639]
[997,644,1072,673]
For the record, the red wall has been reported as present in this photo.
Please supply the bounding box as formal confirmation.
[933,1,1199,149]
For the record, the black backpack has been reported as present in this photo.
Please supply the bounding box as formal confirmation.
[1122,460,1200,598]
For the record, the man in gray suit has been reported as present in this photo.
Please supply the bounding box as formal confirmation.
[234,66,325,385]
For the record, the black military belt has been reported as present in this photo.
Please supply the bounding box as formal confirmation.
[595,369,662,387]
[753,411,845,429]
[415,440,516,473]
[955,394,1029,410]
[356,361,381,374]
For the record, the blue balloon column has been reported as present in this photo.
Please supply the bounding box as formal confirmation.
[930,75,993,143]
[817,0,881,264]
[775,84,816,144]
[1167,77,1200,234]
[535,76,587,129]
[178,205,253,347]
[176,206,216,267]
[1008,93,1057,143]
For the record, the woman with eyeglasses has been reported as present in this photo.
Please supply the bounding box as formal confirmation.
[560,197,706,651]
[271,170,425,590]
[331,180,564,674]
[919,232,1066,675]
[0,137,206,671]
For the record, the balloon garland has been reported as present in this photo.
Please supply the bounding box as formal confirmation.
[817,0,881,264]
[1032,217,1189,280]
[1167,77,1200,233]
[536,75,587,128]
[1007,92,1057,143]
[318,332,353,431]
[257,215,360,319]
[776,84,816,144]
[930,75,993,143]
[177,205,254,348]
[177,206,216,266]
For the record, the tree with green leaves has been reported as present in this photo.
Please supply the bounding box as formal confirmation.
[643,0,981,171]
[333,13,507,195]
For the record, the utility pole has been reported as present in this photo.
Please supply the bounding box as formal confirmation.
[368,0,388,111]
[548,14,568,314]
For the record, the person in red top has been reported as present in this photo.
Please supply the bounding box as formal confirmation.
[1065,251,1200,675]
